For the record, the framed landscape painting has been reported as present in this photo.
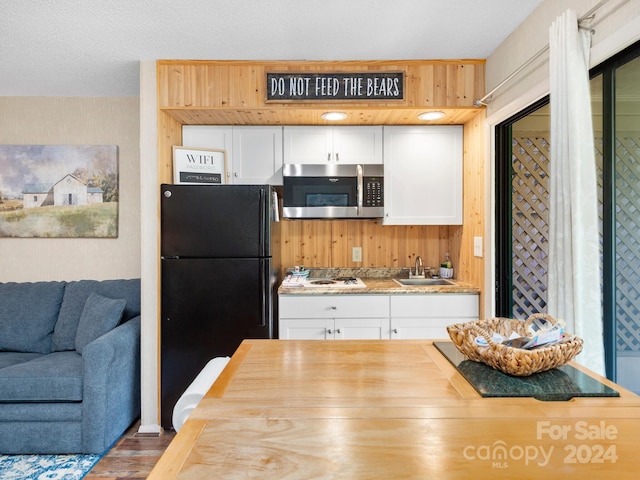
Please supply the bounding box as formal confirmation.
[0,145,119,238]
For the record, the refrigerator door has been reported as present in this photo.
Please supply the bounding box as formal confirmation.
[161,184,272,258]
[160,257,273,428]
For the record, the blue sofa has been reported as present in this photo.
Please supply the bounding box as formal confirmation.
[0,279,141,454]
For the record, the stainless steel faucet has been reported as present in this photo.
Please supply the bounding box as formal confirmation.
[411,256,424,278]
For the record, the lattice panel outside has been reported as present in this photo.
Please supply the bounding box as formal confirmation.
[615,136,640,351]
[511,137,549,318]
[511,135,640,352]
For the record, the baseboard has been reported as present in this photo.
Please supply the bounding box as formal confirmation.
[137,423,162,435]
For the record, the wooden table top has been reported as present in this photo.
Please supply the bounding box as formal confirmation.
[148,340,640,479]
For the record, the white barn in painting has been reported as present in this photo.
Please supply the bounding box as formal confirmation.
[22,174,103,209]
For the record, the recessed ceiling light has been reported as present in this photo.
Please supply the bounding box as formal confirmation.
[418,111,445,121]
[321,112,347,121]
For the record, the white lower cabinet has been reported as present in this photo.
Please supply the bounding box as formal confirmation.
[279,292,479,341]
[278,295,389,340]
[390,294,479,340]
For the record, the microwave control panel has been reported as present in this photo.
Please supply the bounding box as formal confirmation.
[364,177,383,207]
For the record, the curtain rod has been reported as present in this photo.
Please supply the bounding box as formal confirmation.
[473,0,611,107]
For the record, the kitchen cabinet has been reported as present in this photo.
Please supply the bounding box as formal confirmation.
[389,294,478,340]
[278,295,389,340]
[182,126,283,185]
[283,126,383,165]
[383,126,463,225]
[279,291,479,340]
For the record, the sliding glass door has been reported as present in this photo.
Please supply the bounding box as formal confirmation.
[495,41,640,391]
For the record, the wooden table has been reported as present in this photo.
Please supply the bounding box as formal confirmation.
[149,340,640,479]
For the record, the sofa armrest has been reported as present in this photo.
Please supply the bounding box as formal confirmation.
[81,316,141,454]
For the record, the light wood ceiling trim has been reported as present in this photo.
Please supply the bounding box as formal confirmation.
[160,107,482,126]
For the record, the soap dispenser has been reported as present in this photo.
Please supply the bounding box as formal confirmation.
[440,253,453,279]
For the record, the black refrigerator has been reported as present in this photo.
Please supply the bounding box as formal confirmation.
[160,183,281,428]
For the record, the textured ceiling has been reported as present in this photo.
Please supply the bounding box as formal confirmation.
[1,0,544,96]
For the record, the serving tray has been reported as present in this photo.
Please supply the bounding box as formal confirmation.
[434,341,619,401]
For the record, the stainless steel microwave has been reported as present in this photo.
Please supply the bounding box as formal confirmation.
[282,164,384,219]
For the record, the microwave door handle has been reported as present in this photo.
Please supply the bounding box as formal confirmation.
[356,164,363,216]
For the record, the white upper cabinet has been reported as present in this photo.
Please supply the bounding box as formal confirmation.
[283,126,383,164]
[383,126,463,225]
[182,126,283,185]
[232,127,284,185]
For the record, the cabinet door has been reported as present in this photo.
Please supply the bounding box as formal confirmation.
[279,318,332,340]
[383,126,463,225]
[232,126,283,184]
[336,317,388,340]
[182,126,234,183]
[333,126,383,164]
[390,317,451,340]
[389,294,479,340]
[283,127,332,164]
[182,125,233,183]
[283,126,383,164]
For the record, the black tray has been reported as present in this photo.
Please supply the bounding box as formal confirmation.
[434,341,619,401]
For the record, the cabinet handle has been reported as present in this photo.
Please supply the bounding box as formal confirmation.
[336,153,340,162]
[327,328,333,334]
[393,328,398,334]
[336,328,341,334]
[234,172,238,177]
[327,153,331,162]
[330,305,337,310]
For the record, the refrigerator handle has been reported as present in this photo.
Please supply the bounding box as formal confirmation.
[259,261,268,328]
[259,188,267,257]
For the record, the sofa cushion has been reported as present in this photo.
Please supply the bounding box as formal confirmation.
[0,351,83,402]
[0,352,43,370]
[0,281,65,354]
[52,278,141,351]
[75,292,126,354]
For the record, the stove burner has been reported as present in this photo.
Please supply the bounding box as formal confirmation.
[310,279,337,285]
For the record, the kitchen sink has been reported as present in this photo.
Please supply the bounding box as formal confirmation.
[393,278,455,286]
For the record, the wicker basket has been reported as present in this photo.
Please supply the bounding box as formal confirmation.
[446,314,584,376]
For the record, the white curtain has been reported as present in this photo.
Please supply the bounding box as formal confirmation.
[548,9,604,375]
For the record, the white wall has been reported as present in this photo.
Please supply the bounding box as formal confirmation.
[0,97,141,282]
[139,61,161,433]
[485,0,640,120]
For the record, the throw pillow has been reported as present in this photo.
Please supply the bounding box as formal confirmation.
[75,292,126,354]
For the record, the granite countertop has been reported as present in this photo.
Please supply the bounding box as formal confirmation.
[278,267,480,295]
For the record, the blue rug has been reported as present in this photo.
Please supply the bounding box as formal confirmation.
[0,454,100,479]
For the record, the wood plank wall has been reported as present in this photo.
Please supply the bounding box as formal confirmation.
[156,60,486,310]
[158,60,485,109]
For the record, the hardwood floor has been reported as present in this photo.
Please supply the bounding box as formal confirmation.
[85,421,176,479]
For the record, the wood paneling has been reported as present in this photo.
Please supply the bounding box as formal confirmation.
[459,110,486,308]
[156,60,487,314]
[157,60,485,126]
[279,219,456,273]
[158,60,485,108]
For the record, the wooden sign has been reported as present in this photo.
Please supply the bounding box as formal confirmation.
[172,146,227,185]
[266,72,404,101]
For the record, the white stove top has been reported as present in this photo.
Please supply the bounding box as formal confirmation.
[302,277,366,288]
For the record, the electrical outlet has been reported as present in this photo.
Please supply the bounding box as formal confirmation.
[473,237,483,257]
[352,246,362,262]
